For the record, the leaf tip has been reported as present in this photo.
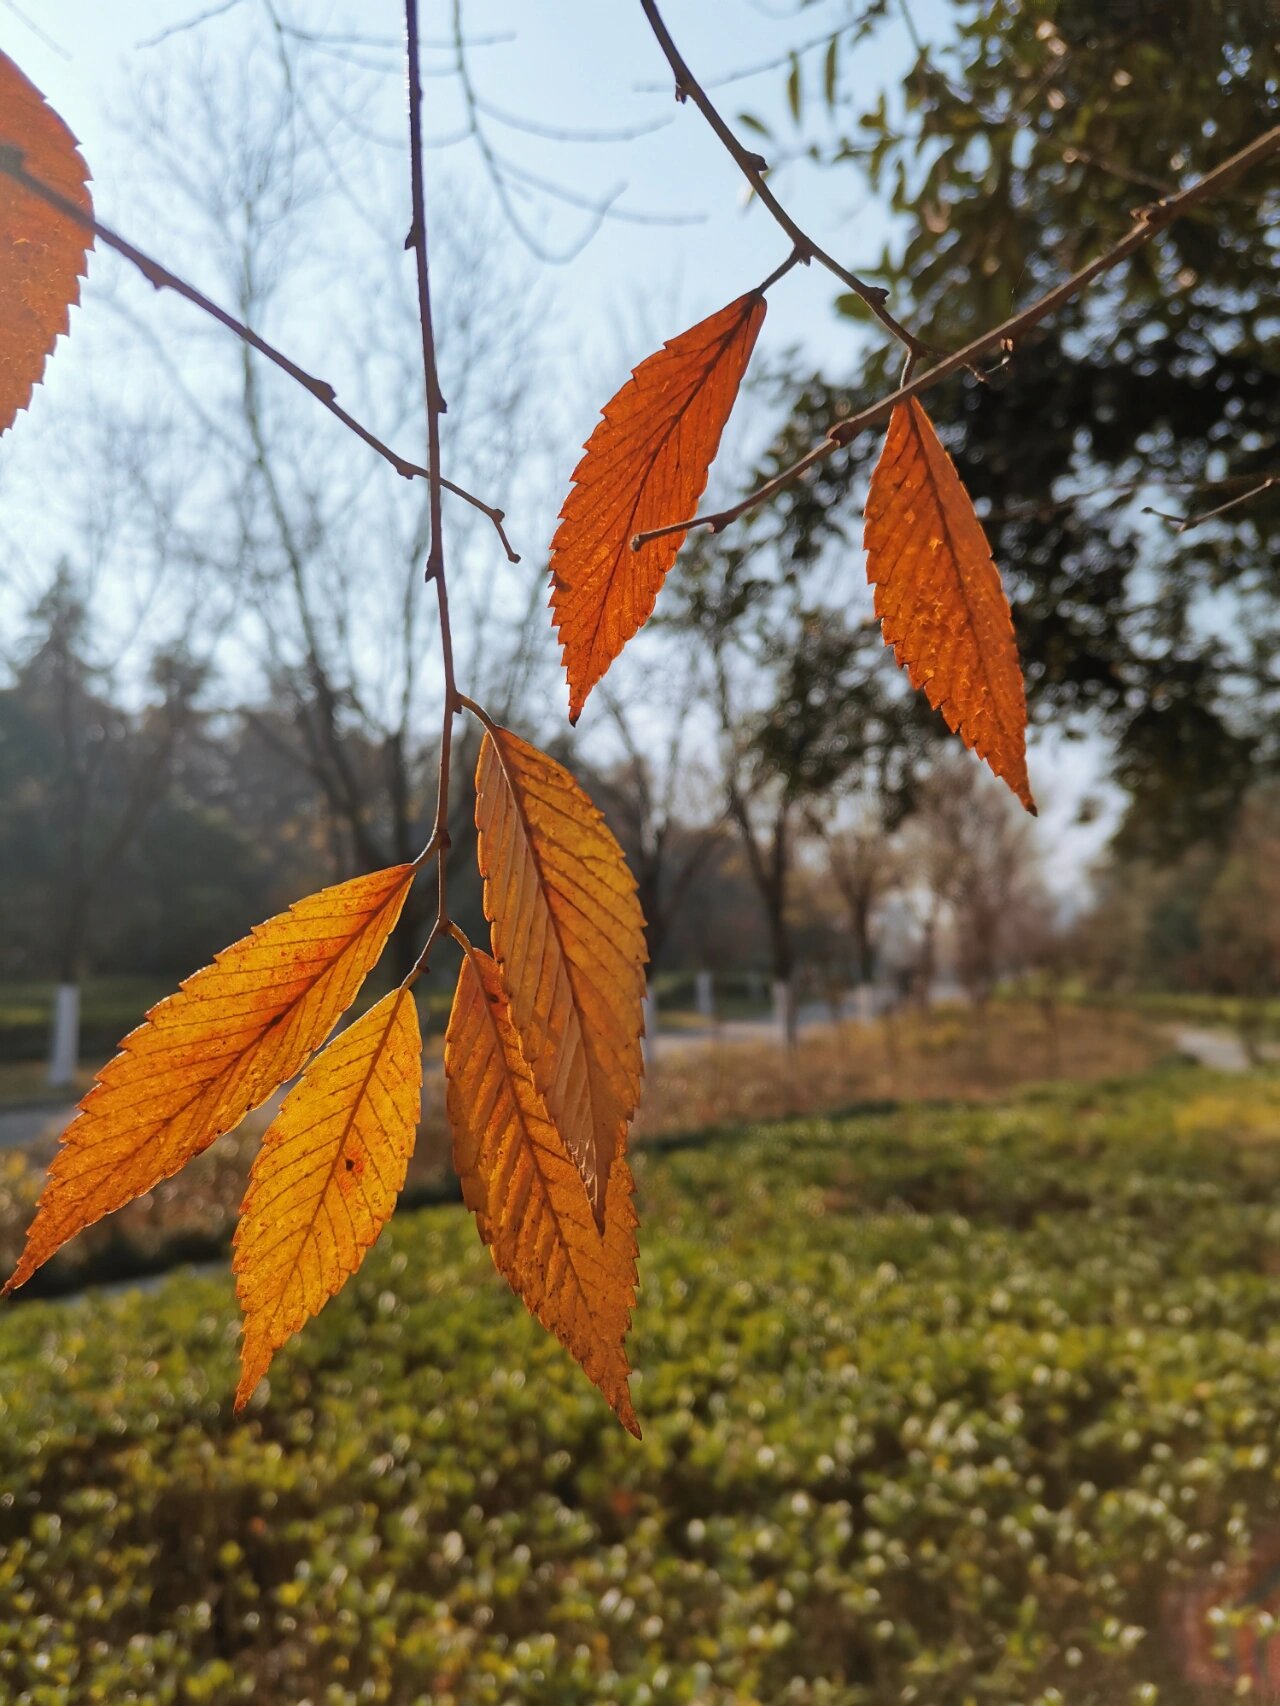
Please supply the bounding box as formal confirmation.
[1004,762,1037,816]
[3,1244,37,1296]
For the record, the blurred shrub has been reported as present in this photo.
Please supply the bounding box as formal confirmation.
[2,1067,1280,1701]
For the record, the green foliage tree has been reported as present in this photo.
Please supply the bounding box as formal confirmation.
[758,0,1279,848]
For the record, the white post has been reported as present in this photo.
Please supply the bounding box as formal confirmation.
[772,978,794,1046]
[695,969,714,1022]
[642,986,658,1069]
[48,982,80,1089]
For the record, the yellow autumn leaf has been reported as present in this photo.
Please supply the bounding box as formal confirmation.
[445,944,639,1436]
[473,724,646,1224]
[5,865,416,1293]
[233,986,423,1409]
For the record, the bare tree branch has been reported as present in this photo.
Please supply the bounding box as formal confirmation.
[405,0,461,978]
[0,148,520,563]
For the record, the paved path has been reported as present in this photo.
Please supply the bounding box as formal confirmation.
[1169,1026,1280,1072]
[1170,1026,1254,1072]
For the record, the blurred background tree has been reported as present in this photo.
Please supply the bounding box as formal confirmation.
[744,0,1277,843]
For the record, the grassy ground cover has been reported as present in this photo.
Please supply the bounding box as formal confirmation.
[2,1066,1280,1702]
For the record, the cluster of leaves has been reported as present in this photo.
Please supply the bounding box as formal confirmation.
[0,16,1049,1434]
[5,1070,1280,1702]
[0,49,653,1426]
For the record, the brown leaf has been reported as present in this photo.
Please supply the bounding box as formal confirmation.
[0,51,92,435]
[4,866,416,1293]
[233,986,422,1409]
[550,291,767,722]
[445,945,639,1436]
[863,398,1035,811]
[474,724,646,1223]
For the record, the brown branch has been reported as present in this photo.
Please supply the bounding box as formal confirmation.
[1144,472,1279,534]
[637,0,929,359]
[632,122,1280,550]
[405,0,461,980]
[977,470,1275,524]
[0,147,519,564]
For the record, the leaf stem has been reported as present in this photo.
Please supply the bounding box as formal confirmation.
[456,691,501,737]
[0,146,519,563]
[406,0,458,977]
[755,248,806,296]
[631,122,1280,549]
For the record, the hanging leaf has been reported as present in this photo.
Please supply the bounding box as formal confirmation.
[550,291,767,723]
[0,50,93,435]
[863,397,1035,811]
[473,724,646,1224]
[445,945,639,1435]
[4,865,416,1294]
[233,986,422,1409]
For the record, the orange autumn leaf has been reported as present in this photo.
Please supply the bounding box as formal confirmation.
[474,724,646,1225]
[233,986,422,1409]
[0,51,93,435]
[445,945,639,1436]
[550,290,767,723]
[4,865,416,1294]
[863,398,1035,812]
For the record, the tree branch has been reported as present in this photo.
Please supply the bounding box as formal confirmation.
[637,0,929,359]
[405,0,459,977]
[631,122,1280,550]
[1144,472,1279,533]
[0,147,519,563]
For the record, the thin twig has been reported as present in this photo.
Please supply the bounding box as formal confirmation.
[637,0,929,359]
[406,0,460,973]
[984,471,1275,525]
[474,95,672,145]
[135,0,244,50]
[451,0,693,262]
[0,148,519,564]
[632,123,1280,549]
[497,153,702,227]
[1144,472,1279,533]
[3,0,72,57]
